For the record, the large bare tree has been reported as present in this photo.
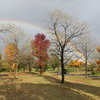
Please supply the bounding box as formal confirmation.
[46,10,88,83]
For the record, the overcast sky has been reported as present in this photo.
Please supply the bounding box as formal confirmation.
[0,0,100,44]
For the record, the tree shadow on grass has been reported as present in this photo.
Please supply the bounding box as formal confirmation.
[43,75,100,97]
[0,78,94,100]
[0,77,22,83]
[22,72,38,75]
[91,77,100,80]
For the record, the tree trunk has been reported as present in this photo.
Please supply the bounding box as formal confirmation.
[40,65,42,74]
[91,65,93,73]
[85,61,88,78]
[29,67,31,73]
[61,63,64,83]
[17,65,20,72]
[23,68,26,72]
[29,63,32,73]
[57,65,60,78]
[14,63,17,78]
[61,50,64,84]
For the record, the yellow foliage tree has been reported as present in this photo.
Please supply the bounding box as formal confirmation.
[4,43,18,66]
[11,63,16,70]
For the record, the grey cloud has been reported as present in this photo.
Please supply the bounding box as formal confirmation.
[0,0,100,43]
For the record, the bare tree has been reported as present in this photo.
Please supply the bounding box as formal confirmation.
[74,38,95,77]
[17,52,34,73]
[46,10,88,83]
[0,23,25,45]
[0,23,30,78]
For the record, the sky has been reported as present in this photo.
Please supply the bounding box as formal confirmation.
[0,0,100,46]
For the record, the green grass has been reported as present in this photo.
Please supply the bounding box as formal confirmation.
[48,71,100,87]
[0,72,100,100]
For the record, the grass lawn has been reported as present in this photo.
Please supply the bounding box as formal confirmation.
[0,72,100,100]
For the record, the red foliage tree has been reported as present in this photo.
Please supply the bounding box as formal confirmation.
[0,54,1,59]
[31,33,51,74]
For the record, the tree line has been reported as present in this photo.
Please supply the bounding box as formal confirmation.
[0,10,100,83]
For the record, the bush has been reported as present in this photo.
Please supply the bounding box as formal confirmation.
[0,67,6,72]
[91,70,100,75]
[0,67,10,72]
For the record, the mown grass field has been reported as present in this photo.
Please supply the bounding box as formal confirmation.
[0,72,100,100]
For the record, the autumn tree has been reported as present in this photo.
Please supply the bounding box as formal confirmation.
[31,33,51,74]
[46,10,88,83]
[0,54,1,59]
[4,43,18,77]
[4,43,18,62]
[0,54,2,68]
[95,47,100,71]
[69,59,84,67]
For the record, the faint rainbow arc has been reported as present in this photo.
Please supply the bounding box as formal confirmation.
[0,19,46,32]
[0,19,86,61]
[68,43,86,61]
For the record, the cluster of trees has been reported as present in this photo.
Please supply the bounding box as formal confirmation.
[2,33,50,77]
[0,10,100,83]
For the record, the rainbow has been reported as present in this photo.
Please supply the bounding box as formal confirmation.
[68,43,90,64]
[68,43,85,61]
[0,19,85,60]
[0,19,47,34]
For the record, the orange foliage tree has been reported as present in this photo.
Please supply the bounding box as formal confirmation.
[69,59,84,67]
[95,47,100,70]
[31,33,51,74]
[97,47,100,53]
[4,43,18,68]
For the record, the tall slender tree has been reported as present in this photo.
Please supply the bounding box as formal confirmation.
[31,33,51,74]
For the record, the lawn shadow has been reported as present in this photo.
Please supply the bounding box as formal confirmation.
[23,72,38,75]
[43,75,100,97]
[91,77,100,80]
[0,82,94,100]
[0,77,22,84]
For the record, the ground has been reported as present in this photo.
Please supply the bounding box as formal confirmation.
[0,72,100,100]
